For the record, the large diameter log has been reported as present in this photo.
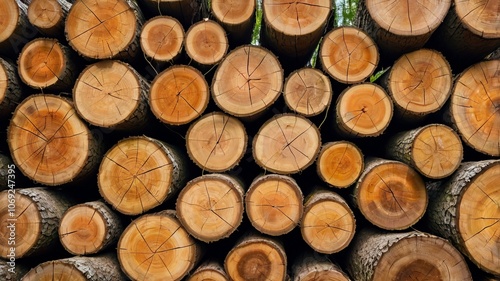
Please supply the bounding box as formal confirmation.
[426,160,500,276]
[301,189,355,254]
[98,136,186,215]
[118,210,201,281]
[27,0,72,37]
[0,58,23,119]
[188,260,229,281]
[449,59,500,156]
[186,112,247,172]
[59,200,123,255]
[0,0,38,55]
[0,187,71,259]
[225,234,287,281]
[212,45,283,118]
[185,20,229,68]
[245,174,303,236]
[176,173,244,243]
[210,0,255,44]
[73,60,150,130]
[346,228,472,281]
[253,114,321,174]
[140,16,184,67]
[353,158,427,230]
[292,253,350,281]
[8,94,100,186]
[316,141,364,188]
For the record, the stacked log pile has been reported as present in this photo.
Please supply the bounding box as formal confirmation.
[0,0,498,280]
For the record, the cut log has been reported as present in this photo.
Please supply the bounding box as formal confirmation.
[386,124,463,179]
[0,187,71,259]
[73,60,150,130]
[150,65,209,125]
[316,141,364,188]
[212,45,283,118]
[0,154,13,191]
[140,16,184,67]
[98,136,186,215]
[353,158,427,230]
[141,0,200,28]
[7,94,100,186]
[59,200,123,255]
[291,252,350,281]
[0,58,23,119]
[426,160,500,276]
[225,234,287,281]
[301,189,355,254]
[283,67,332,117]
[0,0,38,55]
[185,20,229,68]
[382,49,452,119]
[188,260,229,281]
[17,38,78,91]
[65,0,144,60]
[22,253,127,281]
[320,26,379,84]
[356,0,452,59]
[335,83,393,137]
[186,112,247,172]
[253,114,321,174]
[176,173,244,243]
[262,0,331,60]
[0,260,29,281]
[346,228,472,281]
[245,174,303,236]
[211,0,255,44]
[449,59,500,156]
[27,0,72,37]
[118,210,200,281]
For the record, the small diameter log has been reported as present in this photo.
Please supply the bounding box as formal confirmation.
[73,60,150,130]
[253,114,321,174]
[245,174,303,236]
[262,0,331,59]
[176,173,245,243]
[346,228,472,281]
[0,0,37,54]
[185,20,229,68]
[27,0,72,37]
[0,260,29,281]
[335,83,393,138]
[22,253,127,281]
[316,141,364,188]
[150,65,209,125]
[0,154,14,191]
[140,16,184,66]
[188,260,229,281]
[65,0,144,60]
[386,124,463,179]
[118,210,200,281]
[320,26,379,84]
[0,187,71,259]
[0,58,23,119]
[225,234,287,281]
[186,112,247,172]
[98,136,186,215]
[211,0,255,44]
[291,253,350,281]
[59,200,123,255]
[426,160,500,276]
[283,67,332,117]
[212,45,283,118]
[301,189,355,254]
[353,158,427,230]
[141,0,200,28]
[8,94,100,186]
[449,60,500,156]
[17,38,78,91]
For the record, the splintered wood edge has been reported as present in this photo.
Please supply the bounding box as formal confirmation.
[0,0,19,43]
[140,16,184,62]
[185,20,229,66]
[455,1,500,38]
[316,141,364,188]
[28,0,63,29]
[211,0,255,26]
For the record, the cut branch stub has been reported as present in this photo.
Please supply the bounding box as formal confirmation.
[283,67,332,117]
[316,141,364,188]
[253,114,321,174]
[188,261,229,281]
[0,57,23,119]
[98,136,186,215]
[140,16,184,65]
[186,112,247,172]
[212,45,283,118]
[8,94,99,186]
[450,60,500,156]
[245,174,303,236]
[176,173,244,243]
[320,26,379,84]
[211,0,255,44]
[118,210,200,281]
[27,0,72,37]
[185,20,229,67]
[150,65,209,125]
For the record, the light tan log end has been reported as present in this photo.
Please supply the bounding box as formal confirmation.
[185,20,228,66]
[28,0,63,31]
[140,16,184,63]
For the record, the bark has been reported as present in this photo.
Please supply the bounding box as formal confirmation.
[0,260,29,281]
[188,260,229,281]
[0,58,23,120]
[141,0,201,29]
[0,0,39,55]
[210,0,255,45]
[291,252,350,281]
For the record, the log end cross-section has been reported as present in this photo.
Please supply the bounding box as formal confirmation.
[316,141,364,188]
[140,16,184,64]
[185,20,229,67]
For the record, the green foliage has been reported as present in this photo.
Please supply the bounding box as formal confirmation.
[335,0,358,27]
[251,0,263,45]
[370,67,391,83]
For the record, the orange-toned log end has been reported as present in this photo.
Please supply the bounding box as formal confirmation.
[188,261,229,281]
[320,26,379,84]
[0,0,20,48]
[0,57,23,119]
[176,174,244,243]
[118,211,199,281]
[284,68,332,117]
[212,45,283,117]
[245,174,303,236]
[301,190,355,254]
[316,141,364,188]
[27,0,64,33]
[336,83,393,137]
[253,114,321,174]
[452,0,499,38]
[211,0,255,42]
[150,65,209,125]
[451,60,500,156]
[140,16,184,63]
[185,20,228,66]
